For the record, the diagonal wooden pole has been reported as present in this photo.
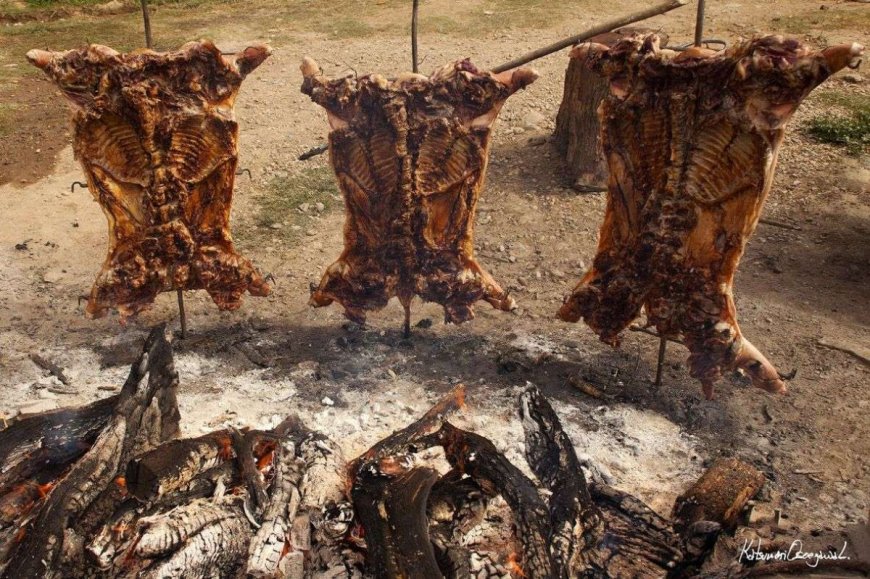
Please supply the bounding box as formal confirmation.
[491,0,687,73]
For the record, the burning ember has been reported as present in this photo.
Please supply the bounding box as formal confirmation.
[0,327,862,578]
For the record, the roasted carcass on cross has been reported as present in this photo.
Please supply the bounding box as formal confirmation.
[301,58,537,332]
[559,35,864,398]
[27,41,272,320]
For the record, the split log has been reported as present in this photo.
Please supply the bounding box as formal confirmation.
[519,386,683,577]
[673,457,765,534]
[124,429,234,501]
[247,435,304,578]
[519,387,602,576]
[125,498,251,578]
[349,384,466,474]
[0,395,116,492]
[352,467,442,579]
[554,29,668,191]
[347,387,467,579]
[430,422,555,578]
[428,470,488,578]
[1,324,180,579]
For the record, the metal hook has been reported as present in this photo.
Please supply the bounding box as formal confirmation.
[71,181,88,193]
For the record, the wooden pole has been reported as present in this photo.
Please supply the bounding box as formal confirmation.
[491,0,687,73]
[140,0,153,49]
[411,0,420,73]
[694,0,706,47]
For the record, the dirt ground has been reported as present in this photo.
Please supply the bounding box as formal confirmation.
[0,0,868,542]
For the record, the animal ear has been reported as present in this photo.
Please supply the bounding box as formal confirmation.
[490,67,539,94]
[569,41,609,62]
[234,44,271,77]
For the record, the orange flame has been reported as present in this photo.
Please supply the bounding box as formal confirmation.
[256,450,274,472]
[506,551,526,578]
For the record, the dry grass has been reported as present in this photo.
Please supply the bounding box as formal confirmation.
[771,6,870,36]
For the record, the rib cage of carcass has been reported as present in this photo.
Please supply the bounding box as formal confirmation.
[301,58,538,328]
[27,41,272,320]
[558,35,864,398]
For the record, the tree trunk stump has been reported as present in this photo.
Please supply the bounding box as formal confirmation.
[554,29,668,192]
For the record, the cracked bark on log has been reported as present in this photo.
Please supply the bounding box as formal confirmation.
[125,429,234,501]
[672,457,764,534]
[352,467,442,579]
[1,325,180,579]
[520,386,684,577]
[430,422,555,578]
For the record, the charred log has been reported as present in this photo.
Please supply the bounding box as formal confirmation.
[520,386,683,577]
[2,325,180,579]
[430,422,554,578]
[519,387,603,576]
[125,429,234,501]
[673,457,764,535]
[352,467,442,579]
[0,395,116,492]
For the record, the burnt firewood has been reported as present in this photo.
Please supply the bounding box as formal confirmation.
[428,470,488,579]
[349,385,466,475]
[352,467,442,579]
[124,498,252,579]
[672,457,765,534]
[589,482,684,576]
[430,422,555,578]
[124,429,234,501]
[247,435,304,577]
[519,387,603,577]
[519,386,685,577]
[0,395,116,492]
[1,325,180,579]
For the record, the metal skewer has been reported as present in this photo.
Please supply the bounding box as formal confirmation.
[177,289,187,339]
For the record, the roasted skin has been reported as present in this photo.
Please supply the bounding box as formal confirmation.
[301,58,537,326]
[27,41,272,320]
[559,35,863,398]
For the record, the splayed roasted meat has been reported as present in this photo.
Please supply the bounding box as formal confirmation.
[301,58,537,331]
[27,41,272,320]
[559,35,864,398]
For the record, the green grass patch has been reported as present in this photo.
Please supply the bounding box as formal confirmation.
[805,111,870,156]
[253,166,339,239]
[804,91,870,156]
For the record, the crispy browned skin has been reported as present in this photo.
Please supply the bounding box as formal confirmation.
[559,35,863,398]
[301,58,537,325]
[27,41,272,320]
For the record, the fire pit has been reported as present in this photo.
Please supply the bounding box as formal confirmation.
[0,327,864,578]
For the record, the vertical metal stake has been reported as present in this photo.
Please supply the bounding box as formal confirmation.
[654,336,667,388]
[694,0,706,47]
[177,289,187,339]
[402,301,412,339]
[411,0,420,73]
